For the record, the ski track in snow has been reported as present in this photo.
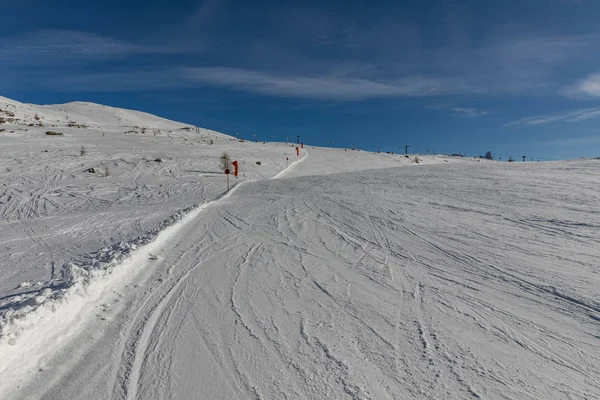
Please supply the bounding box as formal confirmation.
[7,157,600,399]
[2,97,600,399]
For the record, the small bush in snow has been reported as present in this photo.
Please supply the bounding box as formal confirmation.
[220,152,232,171]
[412,156,421,164]
[46,131,64,136]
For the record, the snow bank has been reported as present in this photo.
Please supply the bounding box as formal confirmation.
[0,204,194,343]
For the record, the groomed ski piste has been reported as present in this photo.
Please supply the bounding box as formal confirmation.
[1,96,599,399]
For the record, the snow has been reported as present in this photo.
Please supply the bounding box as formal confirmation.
[1,96,600,399]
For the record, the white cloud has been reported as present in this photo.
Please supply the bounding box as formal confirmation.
[36,67,459,99]
[181,67,460,100]
[563,72,600,98]
[505,108,600,128]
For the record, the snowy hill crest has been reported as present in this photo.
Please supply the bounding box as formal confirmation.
[0,95,228,138]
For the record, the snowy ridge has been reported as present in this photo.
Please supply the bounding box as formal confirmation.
[41,101,190,130]
[0,96,207,134]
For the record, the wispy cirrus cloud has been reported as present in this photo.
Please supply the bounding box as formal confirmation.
[181,67,461,100]
[23,66,456,98]
[171,26,597,100]
[505,108,600,127]
[3,1,599,103]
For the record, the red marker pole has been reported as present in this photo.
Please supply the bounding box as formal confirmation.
[225,168,230,191]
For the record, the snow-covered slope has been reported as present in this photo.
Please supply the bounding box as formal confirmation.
[0,95,454,349]
[1,96,196,132]
[2,95,598,399]
[41,101,188,130]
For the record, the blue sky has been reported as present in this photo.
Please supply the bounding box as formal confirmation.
[2,0,600,159]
